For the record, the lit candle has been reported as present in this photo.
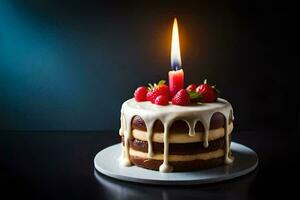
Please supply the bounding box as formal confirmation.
[169,18,184,98]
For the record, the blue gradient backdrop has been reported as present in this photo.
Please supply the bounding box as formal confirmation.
[1,1,298,131]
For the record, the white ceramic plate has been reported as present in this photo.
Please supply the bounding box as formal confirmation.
[94,142,258,185]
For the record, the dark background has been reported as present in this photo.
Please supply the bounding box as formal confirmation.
[1,0,299,132]
[1,1,299,199]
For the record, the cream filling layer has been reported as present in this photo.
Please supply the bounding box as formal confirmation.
[129,148,225,161]
[132,123,233,143]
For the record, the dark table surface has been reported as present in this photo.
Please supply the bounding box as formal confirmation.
[0,130,297,200]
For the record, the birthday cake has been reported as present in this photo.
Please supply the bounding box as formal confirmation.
[119,80,234,172]
[119,18,234,172]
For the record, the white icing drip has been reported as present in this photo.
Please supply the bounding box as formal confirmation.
[119,112,130,166]
[159,122,173,172]
[120,109,134,166]
[191,120,197,136]
[119,113,125,136]
[230,109,234,121]
[224,114,234,164]
[121,135,131,166]
[203,129,209,148]
[119,98,234,172]
[185,119,198,136]
[146,120,155,158]
[201,113,213,148]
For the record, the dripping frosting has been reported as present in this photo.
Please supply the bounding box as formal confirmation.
[119,98,234,172]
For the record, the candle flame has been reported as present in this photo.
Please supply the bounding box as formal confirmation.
[171,18,182,70]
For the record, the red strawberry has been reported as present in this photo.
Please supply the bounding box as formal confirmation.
[154,95,169,106]
[186,84,197,92]
[146,91,154,102]
[172,89,190,106]
[147,80,170,103]
[134,86,148,102]
[196,79,218,103]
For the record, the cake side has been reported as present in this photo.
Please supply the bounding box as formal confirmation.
[119,98,234,172]
[123,118,233,171]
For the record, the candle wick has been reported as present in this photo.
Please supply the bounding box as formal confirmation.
[172,65,181,71]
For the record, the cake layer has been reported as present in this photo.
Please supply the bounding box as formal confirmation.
[130,155,225,171]
[131,123,233,143]
[129,148,224,161]
[127,137,228,155]
[132,112,232,132]
[122,130,232,155]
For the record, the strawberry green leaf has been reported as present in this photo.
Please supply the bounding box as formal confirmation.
[189,92,202,103]
[188,91,202,103]
[148,83,154,91]
[158,80,166,86]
